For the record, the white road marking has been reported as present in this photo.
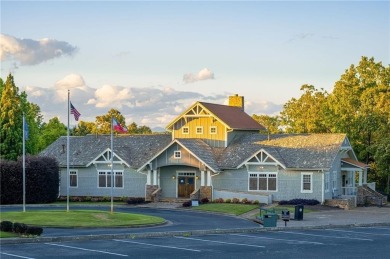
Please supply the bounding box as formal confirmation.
[0,253,35,259]
[174,236,265,248]
[278,231,373,241]
[325,229,390,236]
[231,233,324,245]
[113,239,201,252]
[44,243,128,257]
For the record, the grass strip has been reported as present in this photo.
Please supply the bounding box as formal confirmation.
[192,203,258,216]
[1,210,165,227]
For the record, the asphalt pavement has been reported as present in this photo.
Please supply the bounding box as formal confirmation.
[1,203,389,245]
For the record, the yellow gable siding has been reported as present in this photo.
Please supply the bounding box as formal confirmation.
[173,117,226,141]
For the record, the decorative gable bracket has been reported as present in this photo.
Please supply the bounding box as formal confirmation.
[87,148,129,167]
[238,149,285,169]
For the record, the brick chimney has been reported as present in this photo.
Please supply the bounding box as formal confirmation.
[229,94,244,111]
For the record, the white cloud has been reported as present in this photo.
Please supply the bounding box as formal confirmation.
[183,68,215,84]
[55,74,86,90]
[0,34,77,65]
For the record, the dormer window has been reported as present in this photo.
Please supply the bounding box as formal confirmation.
[196,126,203,134]
[174,151,181,159]
[210,126,217,134]
[182,127,189,134]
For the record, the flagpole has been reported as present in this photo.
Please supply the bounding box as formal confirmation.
[22,113,26,212]
[110,116,114,213]
[66,90,70,212]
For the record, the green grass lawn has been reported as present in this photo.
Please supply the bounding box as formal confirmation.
[0,231,19,238]
[1,210,165,228]
[192,203,258,215]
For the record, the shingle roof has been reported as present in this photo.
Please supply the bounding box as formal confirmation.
[41,133,348,171]
[39,134,172,168]
[199,102,265,130]
[217,133,347,170]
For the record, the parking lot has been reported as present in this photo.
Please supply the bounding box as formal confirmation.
[2,226,390,258]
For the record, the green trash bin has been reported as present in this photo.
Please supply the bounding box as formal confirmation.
[263,213,277,227]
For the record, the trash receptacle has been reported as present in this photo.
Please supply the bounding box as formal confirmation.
[294,205,304,220]
[263,213,277,227]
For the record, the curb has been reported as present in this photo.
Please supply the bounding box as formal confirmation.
[2,222,390,245]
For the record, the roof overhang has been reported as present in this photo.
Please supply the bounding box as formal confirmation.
[341,158,369,169]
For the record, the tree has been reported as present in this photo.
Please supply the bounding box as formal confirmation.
[72,121,96,136]
[95,109,126,134]
[372,137,390,195]
[0,74,23,160]
[38,117,67,151]
[126,122,152,134]
[280,84,328,133]
[252,114,281,134]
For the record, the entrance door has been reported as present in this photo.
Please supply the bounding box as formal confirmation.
[178,176,195,198]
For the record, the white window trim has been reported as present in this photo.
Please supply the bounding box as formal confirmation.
[248,172,278,192]
[196,126,203,134]
[97,170,124,189]
[182,127,189,135]
[210,126,217,135]
[69,170,78,188]
[301,172,313,193]
[174,151,181,159]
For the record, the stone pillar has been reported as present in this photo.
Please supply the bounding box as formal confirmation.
[145,185,159,202]
[200,186,212,201]
[201,171,205,186]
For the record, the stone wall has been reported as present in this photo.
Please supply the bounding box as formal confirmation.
[357,185,387,206]
[325,197,356,210]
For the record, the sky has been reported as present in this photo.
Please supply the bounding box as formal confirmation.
[1,1,389,131]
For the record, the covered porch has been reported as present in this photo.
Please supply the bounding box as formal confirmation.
[340,158,369,196]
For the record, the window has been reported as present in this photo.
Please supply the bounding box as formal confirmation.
[196,126,203,134]
[174,151,181,159]
[325,172,330,192]
[98,171,123,188]
[210,126,217,134]
[182,127,189,134]
[249,173,277,191]
[301,173,313,193]
[69,170,78,187]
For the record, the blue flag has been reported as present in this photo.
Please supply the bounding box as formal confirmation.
[23,116,29,140]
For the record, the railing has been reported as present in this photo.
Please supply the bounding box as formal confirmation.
[341,187,357,195]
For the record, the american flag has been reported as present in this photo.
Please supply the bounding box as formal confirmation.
[70,102,81,121]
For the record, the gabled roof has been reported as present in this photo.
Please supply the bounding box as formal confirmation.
[39,134,172,168]
[137,138,220,173]
[166,101,265,131]
[341,158,369,169]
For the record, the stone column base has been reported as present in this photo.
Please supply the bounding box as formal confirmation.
[145,185,159,202]
[200,186,212,201]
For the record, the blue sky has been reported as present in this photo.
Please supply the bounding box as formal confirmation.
[1,1,389,130]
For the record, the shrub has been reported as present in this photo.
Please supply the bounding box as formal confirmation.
[232,198,240,204]
[278,199,320,206]
[225,198,231,203]
[241,198,251,204]
[200,197,209,204]
[214,198,224,203]
[252,200,260,205]
[13,222,28,234]
[127,197,145,204]
[182,201,192,207]
[25,226,43,236]
[0,221,13,232]
[0,156,59,205]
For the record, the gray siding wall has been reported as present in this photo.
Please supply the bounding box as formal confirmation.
[212,166,324,202]
[60,164,146,198]
[159,165,200,198]
[152,144,202,170]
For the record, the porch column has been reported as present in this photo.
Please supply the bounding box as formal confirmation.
[147,170,151,185]
[153,170,157,185]
[358,170,363,186]
[364,169,367,184]
[207,170,211,186]
[157,170,160,186]
[201,171,205,186]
